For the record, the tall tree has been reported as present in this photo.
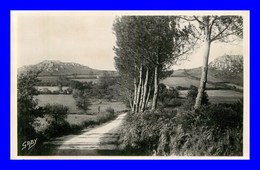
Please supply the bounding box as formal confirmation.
[180,16,243,109]
[114,16,191,113]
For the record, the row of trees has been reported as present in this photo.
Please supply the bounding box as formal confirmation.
[113,15,243,112]
[113,16,192,113]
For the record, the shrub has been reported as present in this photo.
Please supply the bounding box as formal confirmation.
[81,108,116,128]
[170,101,243,156]
[32,104,70,139]
[118,100,243,156]
[163,98,182,107]
[158,84,180,107]
[176,86,189,90]
[73,89,92,112]
[106,107,115,115]
[118,110,177,155]
[184,85,209,110]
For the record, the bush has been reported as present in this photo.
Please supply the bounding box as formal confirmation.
[118,100,243,156]
[163,98,182,107]
[32,104,70,139]
[73,89,92,112]
[118,110,177,155]
[184,85,209,110]
[106,107,115,114]
[81,109,116,127]
[170,101,243,156]
[158,83,180,107]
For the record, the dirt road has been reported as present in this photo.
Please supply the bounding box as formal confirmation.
[43,113,127,156]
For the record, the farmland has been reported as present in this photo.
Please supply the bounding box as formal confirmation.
[37,86,69,92]
[36,94,127,126]
[179,90,243,104]
[36,95,127,114]
[69,78,98,83]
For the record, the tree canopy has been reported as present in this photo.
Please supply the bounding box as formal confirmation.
[113,16,191,113]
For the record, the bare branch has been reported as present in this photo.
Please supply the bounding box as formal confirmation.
[193,16,206,26]
[211,22,232,41]
[209,16,218,37]
[213,28,243,41]
[172,36,200,59]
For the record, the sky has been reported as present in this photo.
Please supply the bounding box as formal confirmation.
[12,12,244,71]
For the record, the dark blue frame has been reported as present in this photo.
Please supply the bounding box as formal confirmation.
[0,0,257,169]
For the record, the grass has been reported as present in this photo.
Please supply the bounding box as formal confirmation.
[37,86,69,92]
[36,95,81,113]
[179,90,243,104]
[36,94,127,114]
[36,94,127,128]
[162,77,216,89]
[66,114,96,125]
[70,78,98,83]
[118,101,243,156]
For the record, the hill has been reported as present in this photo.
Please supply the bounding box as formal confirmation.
[18,60,116,76]
[162,55,243,89]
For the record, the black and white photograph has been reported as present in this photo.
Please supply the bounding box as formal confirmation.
[11,11,249,159]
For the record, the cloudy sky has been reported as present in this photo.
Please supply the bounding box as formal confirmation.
[12,12,244,70]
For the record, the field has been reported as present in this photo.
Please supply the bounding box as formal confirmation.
[37,86,69,92]
[69,78,98,83]
[161,77,216,88]
[36,94,127,125]
[179,90,243,104]
[36,95,127,114]
[38,75,99,84]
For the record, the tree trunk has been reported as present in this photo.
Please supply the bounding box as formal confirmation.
[132,77,138,113]
[127,93,133,111]
[139,80,144,111]
[194,39,211,109]
[145,86,151,109]
[152,66,159,111]
[141,68,149,112]
[135,65,143,113]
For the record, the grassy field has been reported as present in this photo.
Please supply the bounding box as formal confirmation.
[38,75,99,84]
[36,94,127,126]
[37,86,69,92]
[161,77,216,88]
[70,78,98,83]
[179,90,243,104]
[36,95,127,114]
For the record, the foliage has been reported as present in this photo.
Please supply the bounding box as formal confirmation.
[170,101,243,156]
[118,110,175,155]
[79,108,116,129]
[73,89,92,112]
[158,83,181,107]
[182,16,243,108]
[95,76,122,101]
[32,104,70,139]
[17,71,40,154]
[184,85,209,110]
[118,100,243,156]
[113,16,192,112]
[106,107,115,115]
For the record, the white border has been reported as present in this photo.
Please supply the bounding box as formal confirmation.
[10,10,250,160]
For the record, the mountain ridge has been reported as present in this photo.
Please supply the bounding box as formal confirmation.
[18,60,116,76]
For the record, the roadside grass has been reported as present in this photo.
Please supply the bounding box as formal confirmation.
[118,100,243,156]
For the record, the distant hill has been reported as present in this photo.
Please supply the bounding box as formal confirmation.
[165,55,244,89]
[208,55,243,86]
[18,60,117,76]
[209,55,243,73]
